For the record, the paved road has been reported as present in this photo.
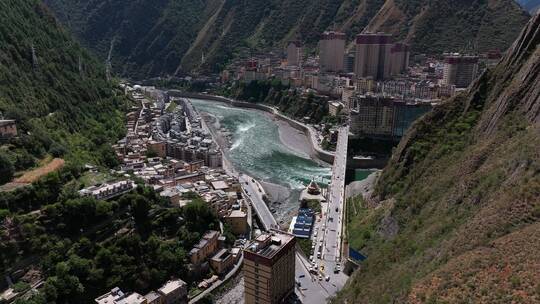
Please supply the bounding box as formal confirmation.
[294,252,331,304]
[239,174,278,231]
[310,126,349,292]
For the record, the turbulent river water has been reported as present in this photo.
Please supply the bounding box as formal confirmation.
[191,98,331,218]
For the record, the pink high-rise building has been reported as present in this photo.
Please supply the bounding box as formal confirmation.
[390,43,410,76]
[354,33,393,80]
[320,31,346,73]
[286,40,302,67]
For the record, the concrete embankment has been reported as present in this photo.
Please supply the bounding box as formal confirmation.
[169,91,336,164]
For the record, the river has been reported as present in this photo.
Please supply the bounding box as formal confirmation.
[190,98,332,222]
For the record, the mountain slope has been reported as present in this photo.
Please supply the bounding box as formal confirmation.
[43,0,528,78]
[0,0,125,177]
[335,13,539,303]
[367,0,530,54]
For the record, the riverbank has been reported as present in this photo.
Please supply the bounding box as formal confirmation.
[170,91,335,164]
[273,117,312,159]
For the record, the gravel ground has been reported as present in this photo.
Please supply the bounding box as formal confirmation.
[215,277,244,304]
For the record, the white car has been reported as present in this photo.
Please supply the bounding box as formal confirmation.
[325,276,330,282]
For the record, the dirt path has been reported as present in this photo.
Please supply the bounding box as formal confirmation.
[1,158,65,191]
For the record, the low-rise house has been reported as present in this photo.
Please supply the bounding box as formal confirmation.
[80,180,136,201]
[116,293,147,304]
[160,188,181,205]
[189,230,219,265]
[223,210,248,235]
[328,101,344,116]
[157,279,187,304]
[210,249,235,275]
[144,291,163,304]
[0,119,17,138]
[96,288,146,304]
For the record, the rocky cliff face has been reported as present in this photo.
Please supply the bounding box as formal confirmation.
[335,13,539,304]
[42,0,529,78]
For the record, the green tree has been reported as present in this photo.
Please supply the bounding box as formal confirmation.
[131,195,151,234]
[0,152,14,184]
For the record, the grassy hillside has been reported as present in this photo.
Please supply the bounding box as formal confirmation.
[335,13,539,303]
[0,0,126,183]
[43,0,528,78]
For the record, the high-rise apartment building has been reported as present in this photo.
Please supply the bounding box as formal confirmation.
[320,31,346,72]
[243,231,296,304]
[350,94,432,140]
[389,43,410,76]
[344,51,355,73]
[442,53,479,88]
[354,33,393,80]
[286,40,302,67]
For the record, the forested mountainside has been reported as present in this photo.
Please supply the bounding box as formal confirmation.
[43,0,529,78]
[0,0,125,182]
[335,13,539,303]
